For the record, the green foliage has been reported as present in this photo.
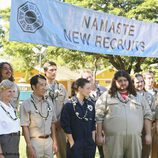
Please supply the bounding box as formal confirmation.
[0,8,10,20]
[126,0,158,22]
[0,26,5,48]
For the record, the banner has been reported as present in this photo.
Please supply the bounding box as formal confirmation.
[10,0,158,57]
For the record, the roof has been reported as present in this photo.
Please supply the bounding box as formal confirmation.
[96,66,116,75]
[56,66,80,80]
[14,66,80,83]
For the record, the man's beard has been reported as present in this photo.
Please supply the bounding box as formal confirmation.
[117,86,128,92]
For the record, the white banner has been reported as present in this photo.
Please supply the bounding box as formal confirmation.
[10,0,158,57]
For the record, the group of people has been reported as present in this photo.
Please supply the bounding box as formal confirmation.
[0,61,67,158]
[0,61,158,158]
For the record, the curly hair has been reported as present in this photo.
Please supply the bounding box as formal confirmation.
[0,62,14,82]
[109,70,137,97]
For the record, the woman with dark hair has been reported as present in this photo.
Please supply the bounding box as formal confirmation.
[95,70,152,158]
[133,74,153,158]
[133,73,153,109]
[60,78,96,158]
[0,62,20,111]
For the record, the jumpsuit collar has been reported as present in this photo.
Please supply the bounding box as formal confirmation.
[116,91,135,103]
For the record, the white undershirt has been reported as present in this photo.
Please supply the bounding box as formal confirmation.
[0,101,20,135]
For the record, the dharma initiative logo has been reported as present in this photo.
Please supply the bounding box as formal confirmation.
[17,1,43,33]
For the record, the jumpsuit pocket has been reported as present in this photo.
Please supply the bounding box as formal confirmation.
[106,101,121,117]
[129,100,144,132]
[67,141,78,150]
[30,112,42,128]
[67,141,80,158]
[130,100,143,110]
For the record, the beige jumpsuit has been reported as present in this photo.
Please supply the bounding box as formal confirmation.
[46,82,67,158]
[140,91,154,158]
[149,89,158,158]
[20,94,57,158]
[96,91,152,158]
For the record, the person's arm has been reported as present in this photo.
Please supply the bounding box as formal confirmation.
[95,92,107,146]
[51,123,58,154]
[156,120,158,135]
[0,145,4,158]
[96,122,104,145]
[60,102,73,146]
[142,95,152,145]
[20,101,36,158]
[22,126,36,158]
[144,119,152,145]
[92,104,96,142]
[92,130,96,142]
[155,107,158,135]
[66,134,74,147]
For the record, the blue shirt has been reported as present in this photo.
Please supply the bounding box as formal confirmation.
[60,96,95,141]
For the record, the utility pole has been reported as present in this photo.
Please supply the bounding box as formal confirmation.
[32,46,47,73]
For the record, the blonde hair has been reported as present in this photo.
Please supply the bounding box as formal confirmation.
[0,79,14,90]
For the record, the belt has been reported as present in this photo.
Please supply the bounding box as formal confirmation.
[38,135,50,139]
[9,132,20,136]
[0,131,20,137]
[31,135,50,139]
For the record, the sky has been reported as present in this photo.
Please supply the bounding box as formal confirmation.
[0,0,11,9]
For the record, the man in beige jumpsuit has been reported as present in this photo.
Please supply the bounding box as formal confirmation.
[144,71,158,158]
[96,70,152,158]
[20,74,57,158]
[43,61,67,158]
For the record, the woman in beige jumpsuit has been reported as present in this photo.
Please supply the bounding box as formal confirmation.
[133,74,153,158]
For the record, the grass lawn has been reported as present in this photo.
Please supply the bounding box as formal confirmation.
[19,136,100,158]
[19,136,26,158]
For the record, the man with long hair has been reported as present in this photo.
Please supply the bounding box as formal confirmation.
[96,70,152,158]
[0,62,19,111]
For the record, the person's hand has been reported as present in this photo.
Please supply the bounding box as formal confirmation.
[96,135,104,146]
[26,144,37,158]
[69,140,74,148]
[145,134,152,145]
[53,142,58,155]
[55,121,61,129]
[0,153,5,158]
[155,122,158,135]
